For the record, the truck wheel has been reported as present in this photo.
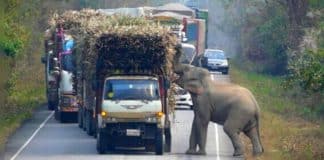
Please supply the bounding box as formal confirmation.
[164,128,172,152]
[86,111,94,136]
[78,108,83,128]
[92,117,97,138]
[96,131,106,154]
[54,107,60,121]
[155,129,164,155]
[82,109,87,131]
[60,112,67,123]
[48,101,56,110]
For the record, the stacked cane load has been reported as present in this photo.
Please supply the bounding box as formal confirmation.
[48,9,178,112]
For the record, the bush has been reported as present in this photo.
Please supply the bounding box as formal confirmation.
[244,6,289,75]
[0,22,27,57]
[285,49,324,93]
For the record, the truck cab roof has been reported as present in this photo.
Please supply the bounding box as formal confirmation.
[105,75,158,81]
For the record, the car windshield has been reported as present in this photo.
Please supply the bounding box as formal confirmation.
[205,50,226,60]
[104,79,160,100]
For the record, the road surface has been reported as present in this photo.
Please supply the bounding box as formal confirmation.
[4,72,242,160]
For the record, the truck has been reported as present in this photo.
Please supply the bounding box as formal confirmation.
[151,3,207,56]
[43,23,78,123]
[41,30,58,110]
[93,32,175,155]
[49,10,176,154]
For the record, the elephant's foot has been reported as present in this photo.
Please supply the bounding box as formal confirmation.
[233,149,244,157]
[253,149,264,157]
[196,149,206,155]
[185,149,197,155]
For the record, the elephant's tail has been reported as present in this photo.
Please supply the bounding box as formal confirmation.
[254,105,264,153]
[249,90,264,153]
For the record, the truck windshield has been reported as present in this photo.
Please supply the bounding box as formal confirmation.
[104,79,160,100]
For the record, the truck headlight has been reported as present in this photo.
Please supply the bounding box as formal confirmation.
[101,111,108,117]
[156,111,164,118]
[146,117,157,123]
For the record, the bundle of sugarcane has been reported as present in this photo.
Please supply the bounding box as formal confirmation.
[96,26,177,80]
[48,9,179,111]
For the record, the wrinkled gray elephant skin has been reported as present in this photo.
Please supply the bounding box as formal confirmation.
[173,64,264,157]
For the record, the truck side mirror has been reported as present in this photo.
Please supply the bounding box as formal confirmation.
[52,70,60,77]
[53,57,59,68]
[41,56,46,64]
[164,79,170,89]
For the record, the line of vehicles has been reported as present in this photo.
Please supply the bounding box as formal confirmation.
[40,3,230,155]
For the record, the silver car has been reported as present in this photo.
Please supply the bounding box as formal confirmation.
[203,49,229,74]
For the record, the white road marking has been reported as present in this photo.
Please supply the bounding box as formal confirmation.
[210,74,221,160]
[10,111,54,160]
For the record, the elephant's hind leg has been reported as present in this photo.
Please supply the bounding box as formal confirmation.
[223,120,245,157]
[244,127,264,156]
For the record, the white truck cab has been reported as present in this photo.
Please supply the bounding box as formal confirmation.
[97,75,166,155]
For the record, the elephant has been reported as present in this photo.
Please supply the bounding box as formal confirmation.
[172,48,264,157]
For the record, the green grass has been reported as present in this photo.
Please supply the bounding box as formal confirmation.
[0,51,45,152]
[230,66,324,160]
[0,112,32,151]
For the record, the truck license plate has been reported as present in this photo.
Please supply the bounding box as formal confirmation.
[126,129,140,136]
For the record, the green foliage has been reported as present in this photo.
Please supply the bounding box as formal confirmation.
[285,49,324,93]
[5,71,18,96]
[309,0,324,9]
[253,13,289,74]
[241,2,290,75]
[0,23,26,57]
[0,0,29,57]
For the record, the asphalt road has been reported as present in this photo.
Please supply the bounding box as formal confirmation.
[4,72,242,160]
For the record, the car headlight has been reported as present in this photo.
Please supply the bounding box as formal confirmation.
[220,61,228,66]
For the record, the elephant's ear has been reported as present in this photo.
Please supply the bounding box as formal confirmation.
[184,80,204,95]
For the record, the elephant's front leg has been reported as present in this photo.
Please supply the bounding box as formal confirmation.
[196,119,208,155]
[185,115,199,154]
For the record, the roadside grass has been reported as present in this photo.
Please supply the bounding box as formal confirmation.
[0,51,45,151]
[230,66,324,160]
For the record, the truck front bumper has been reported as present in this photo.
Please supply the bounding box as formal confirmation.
[100,122,160,147]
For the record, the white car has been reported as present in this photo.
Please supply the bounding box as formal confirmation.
[174,85,193,110]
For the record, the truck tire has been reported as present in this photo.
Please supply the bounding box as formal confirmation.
[78,108,83,128]
[96,131,106,154]
[48,101,56,110]
[54,107,60,121]
[86,111,94,136]
[164,128,172,152]
[92,117,97,138]
[82,109,87,131]
[155,129,164,155]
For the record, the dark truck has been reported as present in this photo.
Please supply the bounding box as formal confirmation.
[42,23,78,122]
